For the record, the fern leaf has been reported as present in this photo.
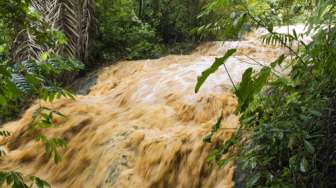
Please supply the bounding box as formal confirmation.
[261,33,295,47]
[11,74,32,94]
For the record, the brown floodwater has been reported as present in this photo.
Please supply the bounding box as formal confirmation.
[0,26,299,187]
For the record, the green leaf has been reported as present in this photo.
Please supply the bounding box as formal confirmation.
[39,52,50,62]
[207,149,220,162]
[235,66,271,112]
[195,49,236,93]
[246,172,261,188]
[11,74,32,94]
[0,172,7,186]
[288,135,296,150]
[270,54,286,68]
[0,95,7,106]
[218,157,233,167]
[310,110,322,117]
[300,157,309,173]
[235,67,253,110]
[253,67,271,93]
[304,140,315,154]
[286,92,299,105]
[203,114,223,143]
[0,65,11,77]
[34,177,50,188]
[233,13,247,31]
[220,133,238,155]
[0,130,11,137]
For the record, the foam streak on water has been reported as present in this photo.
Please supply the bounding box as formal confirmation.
[0,27,294,188]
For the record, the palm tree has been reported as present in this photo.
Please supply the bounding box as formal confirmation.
[13,0,96,65]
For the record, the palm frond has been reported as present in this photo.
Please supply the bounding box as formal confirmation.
[261,32,295,48]
[79,0,96,64]
[12,0,96,64]
[12,30,42,63]
[56,0,81,58]
[31,0,60,27]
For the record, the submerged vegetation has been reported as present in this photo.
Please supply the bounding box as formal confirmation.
[1,0,336,187]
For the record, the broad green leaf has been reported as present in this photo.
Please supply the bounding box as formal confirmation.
[253,67,271,93]
[195,49,236,93]
[235,67,253,110]
[235,66,271,112]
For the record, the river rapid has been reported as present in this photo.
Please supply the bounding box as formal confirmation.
[0,26,303,188]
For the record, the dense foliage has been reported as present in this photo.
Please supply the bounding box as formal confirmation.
[197,0,336,187]
[0,0,84,123]
[0,1,84,187]
[95,0,214,61]
[95,0,162,60]
[3,0,336,187]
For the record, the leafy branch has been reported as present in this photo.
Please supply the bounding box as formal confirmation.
[195,48,237,93]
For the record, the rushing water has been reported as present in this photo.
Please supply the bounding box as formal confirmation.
[0,27,296,187]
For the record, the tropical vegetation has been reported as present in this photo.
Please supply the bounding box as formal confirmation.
[1,0,336,187]
[197,0,336,187]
